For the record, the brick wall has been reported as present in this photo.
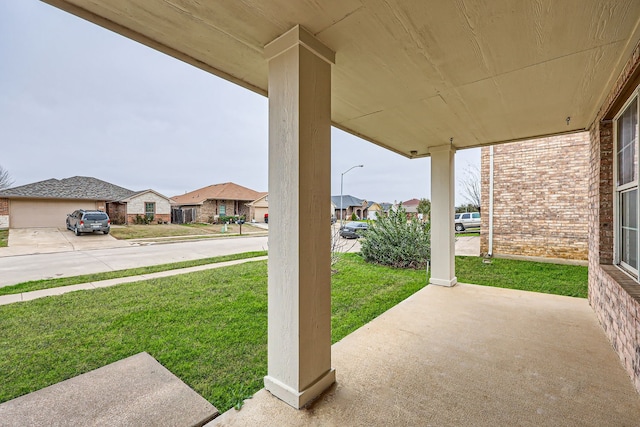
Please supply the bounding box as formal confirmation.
[125,213,170,224]
[480,133,590,261]
[589,38,640,395]
[0,198,8,229]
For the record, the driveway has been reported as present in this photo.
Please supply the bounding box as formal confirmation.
[5,228,130,256]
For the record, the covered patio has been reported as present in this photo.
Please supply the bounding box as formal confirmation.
[211,283,640,425]
[34,0,640,419]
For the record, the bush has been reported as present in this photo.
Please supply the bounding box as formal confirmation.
[360,205,430,269]
[351,212,358,221]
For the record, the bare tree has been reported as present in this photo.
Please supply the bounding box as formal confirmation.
[0,165,13,190]
[460,164,481,211]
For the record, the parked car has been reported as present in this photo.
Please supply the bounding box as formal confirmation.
[340,221,369,239]
[66,210,111,235]
[454,212,480,232]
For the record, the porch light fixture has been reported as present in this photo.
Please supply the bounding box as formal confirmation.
[340,164,364,227]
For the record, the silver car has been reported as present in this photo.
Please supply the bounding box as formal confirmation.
[455,212,480,232]
[66,210,111,235]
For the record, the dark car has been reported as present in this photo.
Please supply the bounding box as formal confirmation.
[340,221,368,239]
[66,210,111,235]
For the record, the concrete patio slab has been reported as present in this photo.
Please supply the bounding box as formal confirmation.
[210,283,640,426]
[0,352,218,427]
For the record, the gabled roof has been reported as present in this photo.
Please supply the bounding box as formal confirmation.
[402,198,421,206]
[171,182,263,205]
[367,201,381,209]
[246,192,269,206]
[331,195,365,208]
[119,189,172,202]
[379,203,393,212]
[0,176,135,201]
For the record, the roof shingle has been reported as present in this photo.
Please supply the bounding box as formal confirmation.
[0,176,136,201]
[171,182,263,205]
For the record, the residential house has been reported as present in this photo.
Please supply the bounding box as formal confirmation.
[366,201,382,220]
[246,193,269,223]
[401,198,420,219]
[31,1,640,412]
[331,195,367,221]
[108,189,172,224]
[171,182,263,224]
[0,176,170,228]
[480,133,590,262]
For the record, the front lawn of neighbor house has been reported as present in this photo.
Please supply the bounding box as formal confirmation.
[109,223,265,240]
[0,229,8,247]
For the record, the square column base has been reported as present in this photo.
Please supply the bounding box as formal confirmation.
[430,276,458,287]
[264,368,336,409]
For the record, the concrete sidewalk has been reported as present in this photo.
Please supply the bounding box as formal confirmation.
[0,256,268,306]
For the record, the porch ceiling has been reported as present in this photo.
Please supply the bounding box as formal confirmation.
[43,0,640,157]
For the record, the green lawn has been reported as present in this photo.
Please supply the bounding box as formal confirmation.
[0,253,588,412]
[0,253,426,412]
[0,251,268,297]
[109,223,265,240]
[456,256,588,298]
[0,229,8,247]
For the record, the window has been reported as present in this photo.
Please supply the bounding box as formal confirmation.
[219,204,226,216]
[615,95,639,275]
[145,202,155,220]
[472,213,480,219]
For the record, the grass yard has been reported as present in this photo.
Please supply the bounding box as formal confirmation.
[456,256,588,298]
[109,223,265,240]
[0,253,426,412]
[0,229,8,247]
[0,251,268,297]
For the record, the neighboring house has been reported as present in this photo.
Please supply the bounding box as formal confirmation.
[108,189,173,224]
[401,198,420,219]
[0,177,131,229]
[246,193,269,223]
[366,201,382,220]
[171,182,264,224]
[331,195,367,220]
[480,133,590,262]
[0,176,173,228]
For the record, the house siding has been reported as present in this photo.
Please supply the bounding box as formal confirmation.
[589,39,640,394]
[480,133,590,261]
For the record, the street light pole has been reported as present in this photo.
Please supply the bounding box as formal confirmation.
[340,164,364,228]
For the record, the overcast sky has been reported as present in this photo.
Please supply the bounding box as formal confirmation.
[0,1,480,204]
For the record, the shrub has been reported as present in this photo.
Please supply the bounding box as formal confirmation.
[351,212,358,221]
[360,205,430,269]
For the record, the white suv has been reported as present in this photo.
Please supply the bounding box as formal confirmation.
[455,212,480,232]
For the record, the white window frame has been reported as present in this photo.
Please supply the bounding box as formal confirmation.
[613,88,640,278]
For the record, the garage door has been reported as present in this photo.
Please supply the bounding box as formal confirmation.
[254,206,268,222]
[9,200,99,228]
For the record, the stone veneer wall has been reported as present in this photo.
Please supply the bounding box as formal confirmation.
[480,133,590,260]
[588,39,640,394]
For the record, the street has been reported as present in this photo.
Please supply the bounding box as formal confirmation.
[0,236,268,288]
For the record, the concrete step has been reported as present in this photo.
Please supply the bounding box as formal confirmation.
[0,352,218,426]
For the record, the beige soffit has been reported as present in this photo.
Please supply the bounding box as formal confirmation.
[42,0,640,157]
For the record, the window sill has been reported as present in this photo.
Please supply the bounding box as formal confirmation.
[600,265,640,303]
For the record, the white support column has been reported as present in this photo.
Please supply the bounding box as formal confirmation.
[429,144,457,287]
[263,25,336,409]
